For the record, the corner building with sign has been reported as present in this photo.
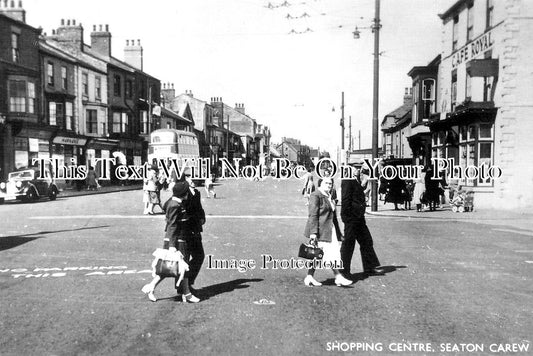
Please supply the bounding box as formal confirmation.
[433,0,533,209]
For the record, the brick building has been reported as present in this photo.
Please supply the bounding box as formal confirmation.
[0,5,43,178]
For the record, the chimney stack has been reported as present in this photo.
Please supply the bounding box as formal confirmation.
[161,82,175,107]
[235,103,245,115]
[53,18,84,51]
[91,24,112,57]
[124,38,143,70]
[0,0,26,23]
[404,87,413,104]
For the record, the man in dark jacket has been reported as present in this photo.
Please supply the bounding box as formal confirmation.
[340,161,382,276]
[183,171,206,291]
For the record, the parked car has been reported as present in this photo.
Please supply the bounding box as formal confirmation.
[0,167,59,203]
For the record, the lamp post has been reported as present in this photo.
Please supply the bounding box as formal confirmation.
[353,0,381,212]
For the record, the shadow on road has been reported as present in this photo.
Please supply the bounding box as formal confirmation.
[342,265,408,284]
[0,225,111,251]
[196,278,263,300]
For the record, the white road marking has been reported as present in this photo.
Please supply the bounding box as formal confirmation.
[29,215,308,220]
[525,261,533,264]
[492,228,533,237]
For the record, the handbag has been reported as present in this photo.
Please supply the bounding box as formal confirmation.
[151,248,189,279]
[298,242,324,260]
[155,258,179,277]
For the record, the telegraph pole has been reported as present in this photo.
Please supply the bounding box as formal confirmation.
[340,92,345,150]
[371,0,381,212]
[348,115,352,151]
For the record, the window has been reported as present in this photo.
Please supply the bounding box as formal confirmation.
[95,77,101,100]
[65,102,73,130]
[8,80,26,112]
[452,16,459,51]
[11,32,19,63]
[49,102,56,125]
[483,51,493,102]
[47,62,54,86]
[422,79,435,119]
[82,72,88,96]
[86,109,98,134]
[49,102,64,127]
[27,82,35,114]
[140,110,148,134]
[451,70,458,110]
[125,80,133,99]
[112,112,129,134]
[61,66,68,90]
[486,0,494,29]
[113,112,121,133]
[122,113,129,133]
[113,75,121,96]
[467,4,474,42]
[466,73,472,100]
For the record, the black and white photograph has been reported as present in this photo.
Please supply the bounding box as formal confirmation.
[0,0,532,355]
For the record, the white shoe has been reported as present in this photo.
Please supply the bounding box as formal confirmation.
[142,284,156,302]
[182,293,200,303]
[335,275,353,286]
[304,275,322,286]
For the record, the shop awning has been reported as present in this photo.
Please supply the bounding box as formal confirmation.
[466,59,499,77]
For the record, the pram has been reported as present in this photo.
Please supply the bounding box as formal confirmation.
[450,190,474,212]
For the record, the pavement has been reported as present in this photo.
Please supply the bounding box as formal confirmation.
[58,182,142,198]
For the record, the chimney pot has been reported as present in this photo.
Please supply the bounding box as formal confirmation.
[61,19,65,26]
[18,0,21,7]
[93,24,96,31]
[172,84,174,89]
[10,0,14,8]
[105,24,109,32]
[126,39,129,46]
[137,39,140,46]
[73,19,76,25]
[99,24,102,31]
[67,19,71,26]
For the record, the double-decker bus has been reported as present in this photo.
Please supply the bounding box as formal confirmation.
[148,129,200,163]
[148,129,204,184]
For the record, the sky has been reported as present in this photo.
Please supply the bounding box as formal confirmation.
[23,0,456,155]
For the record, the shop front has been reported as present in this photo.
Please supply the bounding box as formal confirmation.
[86,138,119,184]
[429,103,497,188]
[11,125,55,171]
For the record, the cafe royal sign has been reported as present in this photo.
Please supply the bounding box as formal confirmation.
[452,29,494,69]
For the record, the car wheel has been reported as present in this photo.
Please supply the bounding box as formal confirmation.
[49,188,58,201]
[458,206,465,213]
[452,206,458,213]
[25,189,37,202]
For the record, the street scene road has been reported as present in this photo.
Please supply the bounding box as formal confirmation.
[1,178,532,355]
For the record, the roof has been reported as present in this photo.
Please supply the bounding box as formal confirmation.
[83,43,158,79]
[0,13,41,32]
[39,40,78,64]
[383,99,412,121]
[161,106,192,124]
[438,0,469,21]
[45,39,107,74]
[408,55,441,77]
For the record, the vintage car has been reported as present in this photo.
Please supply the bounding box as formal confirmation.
[0,168,59,203]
